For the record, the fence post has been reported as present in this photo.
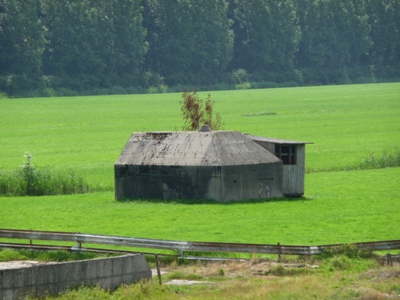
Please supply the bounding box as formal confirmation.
[386,253,393,266]
[277,242,281,262]
[155,254,162,285]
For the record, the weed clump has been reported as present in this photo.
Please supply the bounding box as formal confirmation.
[165,270,203,281]
[328,256,352,271]
[320,244,377,260]
[318,244,380,273]
[0,152,92,196]
[307,147,400,173]
[266,264,310,276]
[0,249,100,262]
[359,147,400,169]
[181,90,222,131]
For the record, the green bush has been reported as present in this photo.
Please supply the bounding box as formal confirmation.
[232,69,250,84]
[235,82,251,90]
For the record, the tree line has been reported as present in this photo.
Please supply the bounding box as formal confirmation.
[0,0,399,97]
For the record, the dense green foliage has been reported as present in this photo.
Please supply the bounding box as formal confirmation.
[0,0,399,96]
[230,0,300,82]
[143,0,233,86]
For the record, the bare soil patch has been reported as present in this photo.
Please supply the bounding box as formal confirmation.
[0,260,58,270]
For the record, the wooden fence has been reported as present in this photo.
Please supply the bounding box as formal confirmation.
[1,228,399,260]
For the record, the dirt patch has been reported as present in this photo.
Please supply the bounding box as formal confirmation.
[156,260,318,283]
[164,279,216,286]
[0,260,58,270]
[359,263,400,282]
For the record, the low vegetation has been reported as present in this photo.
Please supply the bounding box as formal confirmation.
[4,249,394,300]
[0,153,97,196]
[0,248,101,262]
[359,147,400,169]
[180,90,222,131]
[307,147,400,173]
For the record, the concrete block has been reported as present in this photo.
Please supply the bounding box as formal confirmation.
[0,254,151,300]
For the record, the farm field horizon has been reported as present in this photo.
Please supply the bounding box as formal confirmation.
[1,83,399,246]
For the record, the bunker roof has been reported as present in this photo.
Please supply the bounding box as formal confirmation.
[116,129,280,167]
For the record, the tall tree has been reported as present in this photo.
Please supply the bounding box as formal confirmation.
[0,0,45,76]
[41,0,147,88]
[143,0,233,86]
[365,0,400,68]
[41,0,97,79]
[295,0,371,83]
[89,0,148,84]
[230,0,300,81]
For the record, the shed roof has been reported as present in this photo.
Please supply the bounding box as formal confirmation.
[248,135,314,145]
[116,130,281,167]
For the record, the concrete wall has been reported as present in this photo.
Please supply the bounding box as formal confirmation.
[115,162,283,202]
[0,254,151,300]
[216,163,283,201]
[115,165,216,200]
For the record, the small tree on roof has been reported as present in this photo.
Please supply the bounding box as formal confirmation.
[181,90,222,131]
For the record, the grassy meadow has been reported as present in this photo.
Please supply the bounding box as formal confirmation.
[0,83,399,246]
[1,168,399,246]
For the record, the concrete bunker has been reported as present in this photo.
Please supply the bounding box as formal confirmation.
[115,126,284,202]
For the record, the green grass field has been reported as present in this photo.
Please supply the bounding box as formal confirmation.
[0,83,399,246]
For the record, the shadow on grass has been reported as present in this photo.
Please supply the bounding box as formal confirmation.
[116,196,312,205]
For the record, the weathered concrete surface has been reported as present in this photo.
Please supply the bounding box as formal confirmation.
[116,130,280,167]
[115,129,283,202]
[0,254,151,300]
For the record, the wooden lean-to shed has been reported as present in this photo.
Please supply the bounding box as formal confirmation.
[114,125,283,202]
[248,136,313,197]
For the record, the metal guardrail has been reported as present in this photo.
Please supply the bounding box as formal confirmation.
[0,228,399,258]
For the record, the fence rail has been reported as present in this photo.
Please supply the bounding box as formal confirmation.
[1,228,399,258]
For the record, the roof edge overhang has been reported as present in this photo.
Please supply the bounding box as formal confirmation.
[247,135,313,145]
[114,161,281,167]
